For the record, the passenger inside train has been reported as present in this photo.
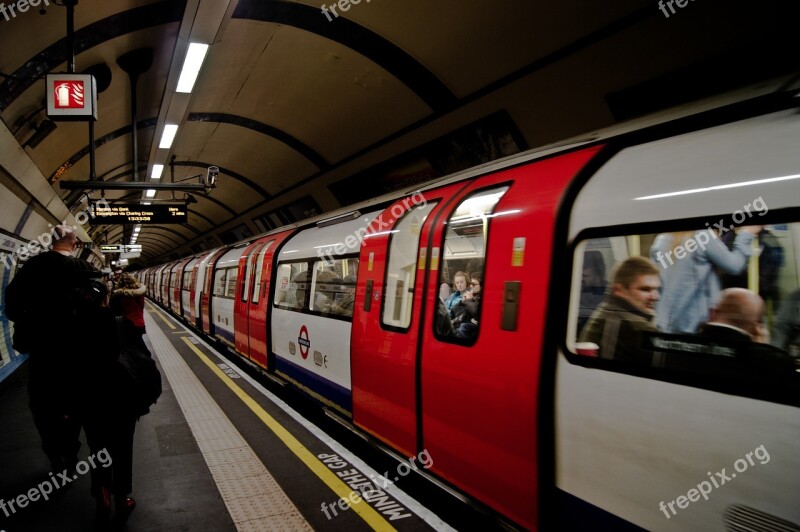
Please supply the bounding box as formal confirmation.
[572,219,800,382]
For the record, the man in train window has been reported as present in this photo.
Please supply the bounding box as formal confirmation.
[578,256,661,363]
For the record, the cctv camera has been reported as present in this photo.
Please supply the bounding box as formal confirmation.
[205,166,219,187]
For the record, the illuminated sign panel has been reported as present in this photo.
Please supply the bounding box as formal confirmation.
[46,74,98,120]
[90,203,188,224]
[100,245,142,254]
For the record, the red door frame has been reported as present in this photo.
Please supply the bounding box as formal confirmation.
[234,240,266,358]
[351,182,469,457]
[417,147,601,530]
[247,230,294,370]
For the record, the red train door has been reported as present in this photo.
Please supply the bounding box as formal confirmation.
[417,147,601,530]
[351,183,467,456]
[200,248,228,334]
[234,240,265,358]
[247,230,293,369]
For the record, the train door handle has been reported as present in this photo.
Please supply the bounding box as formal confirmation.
[501,281,521,331]
[364,280,373,311]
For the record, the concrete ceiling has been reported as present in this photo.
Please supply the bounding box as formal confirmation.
[1,0,798,264]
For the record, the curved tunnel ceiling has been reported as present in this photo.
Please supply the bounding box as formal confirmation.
[0,0,797,264]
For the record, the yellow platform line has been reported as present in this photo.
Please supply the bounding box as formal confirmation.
[146,302,175,329]
[179,336,396,531]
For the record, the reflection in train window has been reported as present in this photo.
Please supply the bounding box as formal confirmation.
[567,221,800,393]
[382,201,437,330]
[274,262,309,310]
[435,186,509,343]
[310,258,358,319]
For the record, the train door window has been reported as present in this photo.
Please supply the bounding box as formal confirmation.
[213,269,227,297]
[435,186,509,344]
[242,243,265,303]
[182,270,192,290]
[310,258,359,319]
[225,268,238,299]
[252,240,275,303]
[567,222,800,402]
[274,262,310,310]
[382,201,438,330]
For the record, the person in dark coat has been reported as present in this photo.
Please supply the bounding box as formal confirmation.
[578,257,661,363]
[697,288,796,398]
[4,226,98,474]
[111,273,147,350]
[454,273,482,340]
[77,281,140,526]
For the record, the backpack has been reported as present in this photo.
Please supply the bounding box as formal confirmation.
[115,317,162,416]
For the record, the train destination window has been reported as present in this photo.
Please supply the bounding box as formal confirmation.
[567,221,800,400]
[382,201,437,330]
[274,262,310,310]
[435,186,509,343]
[251,240,275,303]
[310,258,358,319]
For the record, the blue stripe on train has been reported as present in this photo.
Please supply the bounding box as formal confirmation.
[274,356,352,413]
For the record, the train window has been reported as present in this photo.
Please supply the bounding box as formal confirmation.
[274,262,310,310]
[251,240,275,304]
[310,258,358,319]
[242,243,264,303]
[225,268,238,299]
[435,186,509,344]
[213,269,226,297]
[182,270,191,290]
[567,220,800,393]
[382,201,438,330]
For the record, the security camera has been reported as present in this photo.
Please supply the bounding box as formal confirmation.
[205,166,219,187]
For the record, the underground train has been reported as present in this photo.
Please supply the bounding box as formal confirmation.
[139,84,800,531]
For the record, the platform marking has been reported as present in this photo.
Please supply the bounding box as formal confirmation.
[146,303,175,329]
[144,312,309,530]
[145,299,454,531]
[180,335,398,531]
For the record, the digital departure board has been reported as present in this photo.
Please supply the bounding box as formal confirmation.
[90,203,188,224]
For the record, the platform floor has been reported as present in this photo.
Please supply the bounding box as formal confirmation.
[0,303,497,531]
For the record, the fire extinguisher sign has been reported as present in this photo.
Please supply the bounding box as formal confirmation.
[46,74,97,120]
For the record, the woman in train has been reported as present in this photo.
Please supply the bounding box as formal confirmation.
[444,270,470,318]
[650,225,762,334]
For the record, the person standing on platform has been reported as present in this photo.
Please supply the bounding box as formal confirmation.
[4,225,98,474]
[111,273,147,350]
[77,281,140,527]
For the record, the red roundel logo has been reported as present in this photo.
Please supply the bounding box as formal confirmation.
[298,325,310,359]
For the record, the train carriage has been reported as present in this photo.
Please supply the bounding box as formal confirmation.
[145,87,800,531]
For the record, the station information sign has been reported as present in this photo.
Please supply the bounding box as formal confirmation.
[100,245,142,253]
[90,203,188,224]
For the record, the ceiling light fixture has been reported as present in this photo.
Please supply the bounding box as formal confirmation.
[146,189,156,198]
[159,124,178,149]
[176,43,209,94]
[151,164,164,180]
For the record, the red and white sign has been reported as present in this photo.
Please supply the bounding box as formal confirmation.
[298,325,310,359]
[54,81,85,109]
[46,74,97,120]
